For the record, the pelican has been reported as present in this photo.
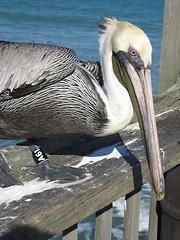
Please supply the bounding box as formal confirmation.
[0,18,164,200]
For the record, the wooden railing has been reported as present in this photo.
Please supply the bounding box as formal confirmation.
[0,86,179,240]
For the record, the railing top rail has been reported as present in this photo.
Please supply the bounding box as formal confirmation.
[0,87,179,239]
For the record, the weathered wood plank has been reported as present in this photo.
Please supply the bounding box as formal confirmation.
[95,204,113,240]
[63,224,78,240]
[0,87,179,239]
[148,189,158,240]
[123,189,141,240]
[158,0,180,94]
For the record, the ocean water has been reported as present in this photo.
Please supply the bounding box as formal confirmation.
[0,0,164,239]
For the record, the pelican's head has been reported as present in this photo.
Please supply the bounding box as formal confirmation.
[99,18,165,200]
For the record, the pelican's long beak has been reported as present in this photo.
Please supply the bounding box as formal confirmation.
[112,51,165,200]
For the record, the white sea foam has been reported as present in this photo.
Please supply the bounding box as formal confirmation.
[78,222,95,240]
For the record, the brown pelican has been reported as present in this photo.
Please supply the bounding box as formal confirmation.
[0,18,164,199]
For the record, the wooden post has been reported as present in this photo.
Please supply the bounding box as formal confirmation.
[148,189,158,240]
[62,224,78,240]
[123,190,141,240]
[95,204,113,240]
[158,0,180,94]
[159,165,180,240]
[158,1,180,239]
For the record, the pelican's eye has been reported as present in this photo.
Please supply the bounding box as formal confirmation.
[128,47,139,59]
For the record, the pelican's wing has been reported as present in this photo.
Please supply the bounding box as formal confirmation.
[0,41,76,99]
[78,60,103,87]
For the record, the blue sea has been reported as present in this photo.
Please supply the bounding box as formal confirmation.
[0,0,164,239]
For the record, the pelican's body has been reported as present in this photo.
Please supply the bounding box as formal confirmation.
[0,18,165,199]
[0,42,132,139]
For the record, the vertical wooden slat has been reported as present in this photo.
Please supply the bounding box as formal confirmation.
[148,189,158,240]
[62,224,78,240]
[123,189,141,240]
[158,0,180,94]
[95,204,113,240]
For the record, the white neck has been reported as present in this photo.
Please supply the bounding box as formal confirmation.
[99,23,133,135]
